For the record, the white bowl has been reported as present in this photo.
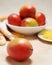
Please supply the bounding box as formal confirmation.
[5,20,46,35]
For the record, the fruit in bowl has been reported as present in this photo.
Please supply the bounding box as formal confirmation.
[35,12,46,26]
[8,13,21,26]
[8,5,46,27]
[19,5,36,18]
[7,38,33,61]
[20,18,38,27]
[6,19,46,35]
[6,5,46,35]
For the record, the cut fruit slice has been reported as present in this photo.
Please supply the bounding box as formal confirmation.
[0,32,6,46]
[38,29,52,42]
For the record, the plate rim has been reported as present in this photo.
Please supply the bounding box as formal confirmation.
[38,32,52,42]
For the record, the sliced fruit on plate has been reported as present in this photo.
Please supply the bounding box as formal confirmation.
[38,29,52,42]
[0,32,6,46]
[41,30,52,40]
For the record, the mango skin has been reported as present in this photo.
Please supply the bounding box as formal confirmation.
[21,18,38,27]
[20,5,36,18]
[7,38,33,61]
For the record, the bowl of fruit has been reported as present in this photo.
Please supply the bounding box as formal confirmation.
[6,5,46,35]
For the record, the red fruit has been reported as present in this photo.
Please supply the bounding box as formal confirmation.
[7,38,33,61]
[35,12,46,26]
[8,13,21,26]
[20,5,36,18]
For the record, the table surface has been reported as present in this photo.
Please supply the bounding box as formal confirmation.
[0,34,52,65]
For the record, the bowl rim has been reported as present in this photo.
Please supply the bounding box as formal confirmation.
[5,19,46,28]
